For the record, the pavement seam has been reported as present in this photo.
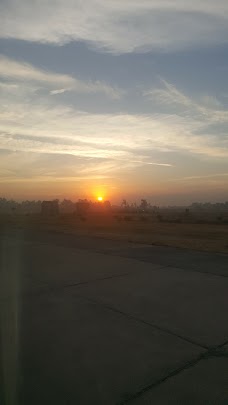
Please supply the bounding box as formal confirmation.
[0,269,143,303]
[157,263,228,278]
[118,353,206,404]
[98,251,228,278]
[68,247,228,279]
[75,292,208,350]
[10,276,224,353]
[13,270,209,351]
[117,338,228,404]
[0,268,218,351]
[0,259,163,303]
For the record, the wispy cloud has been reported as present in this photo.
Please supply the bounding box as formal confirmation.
[145,79,228,150]
[174,173,228,181]
[0,55,123,98]
[50,89,68,95]
[0,148,120,182]
[145,79,192,108]
[0,98,227,161]
[0,66,227,186]
[146,79,228,120]
[1,1,228,53]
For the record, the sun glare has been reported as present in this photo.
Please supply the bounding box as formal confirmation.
[97,196,103,201]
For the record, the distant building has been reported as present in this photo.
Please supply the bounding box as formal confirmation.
[75,199,90,214]
[89,200,112,213]
[41,200,59,216]
[103,200,111,211]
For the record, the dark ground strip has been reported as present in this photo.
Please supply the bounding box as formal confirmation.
[3,230,228,278]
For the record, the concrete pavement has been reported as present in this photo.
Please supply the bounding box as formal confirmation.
[0,228,228,404]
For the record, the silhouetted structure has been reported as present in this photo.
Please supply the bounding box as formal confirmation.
[41,200,59,216]
[75,199,90,215]
[103,200,111,211]
[60,199,76,213]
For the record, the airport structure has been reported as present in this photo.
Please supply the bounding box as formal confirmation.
[41,200,59,216]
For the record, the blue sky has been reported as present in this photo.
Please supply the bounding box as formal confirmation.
[0,0,228,204]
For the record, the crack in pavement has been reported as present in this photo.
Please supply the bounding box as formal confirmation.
[1,267,213,352]
[1,263,223,352]
[1,233,228,405]
[117,339,228,404]
[75,293,208,350]
[0,266,153,303]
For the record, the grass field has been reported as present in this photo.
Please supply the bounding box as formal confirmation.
[1,212,228,254]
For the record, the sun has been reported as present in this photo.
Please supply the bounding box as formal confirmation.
[97,196,103,202]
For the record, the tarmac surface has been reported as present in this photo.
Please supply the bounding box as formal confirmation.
[0,228,228,404]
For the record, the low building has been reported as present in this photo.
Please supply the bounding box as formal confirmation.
[41,200,59,216]
[75,199,90,215]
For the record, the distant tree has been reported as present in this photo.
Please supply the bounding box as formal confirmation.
[140,199,148,211]
[60,199,75,213]
[121,199,129,211]
[103,200,111,210]
[76,199,90,215]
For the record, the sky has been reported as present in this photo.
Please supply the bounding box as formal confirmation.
[0,0,228,205]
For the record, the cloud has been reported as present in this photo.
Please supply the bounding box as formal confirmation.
[169,173,228,188]
[0,68,227,185]
[0,55,123,98]
[1,1,228,53]
[0,82,19,91]
[0,149,118,182]
[50,89,68,95]
[145,79,228,127]
[145,79,192,108]
[129,160,172,167]
[0,98,227,162]
[180,173,228,180]
[199,95,222,109]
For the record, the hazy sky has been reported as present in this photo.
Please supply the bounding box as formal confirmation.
[0,0,228,204]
